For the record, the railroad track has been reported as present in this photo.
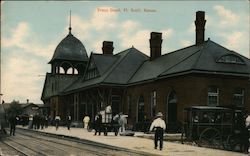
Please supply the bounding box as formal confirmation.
[2,128,159,156]
[0,138,26,156]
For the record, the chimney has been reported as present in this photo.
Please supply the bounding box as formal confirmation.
[195,11,206,45]
[102,41,114,55]
[150,32,162,60]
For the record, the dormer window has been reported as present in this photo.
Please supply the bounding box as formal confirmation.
[85,67,99,80]
[217,54,245,64]
[84,60,99,80]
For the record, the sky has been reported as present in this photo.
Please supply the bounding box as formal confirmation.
[1,1,249,104]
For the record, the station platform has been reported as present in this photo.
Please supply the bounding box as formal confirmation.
[17,126,247,156]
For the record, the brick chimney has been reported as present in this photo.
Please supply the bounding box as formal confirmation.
[150,32,162,60]
[195,11,206,45]
[102,41,114,55]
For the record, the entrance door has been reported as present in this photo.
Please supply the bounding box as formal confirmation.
[167,90,178,133]
[137,95,145,122]
[111,95,121,115]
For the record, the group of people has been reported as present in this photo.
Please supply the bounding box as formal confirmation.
[28,114,49,130]
[53,115,90,131]
[93,111,128,136]
[91,108,166,151]
[7,109,250,153]
[7,114,50,136]
[193,113,223,123]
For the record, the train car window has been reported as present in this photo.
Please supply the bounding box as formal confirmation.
[223,112,232,124]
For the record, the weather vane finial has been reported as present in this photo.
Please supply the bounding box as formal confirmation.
[69,10,72,34]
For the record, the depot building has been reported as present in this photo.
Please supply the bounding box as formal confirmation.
[41,11,250,132]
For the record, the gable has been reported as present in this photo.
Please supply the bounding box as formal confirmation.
[84,55,100,80]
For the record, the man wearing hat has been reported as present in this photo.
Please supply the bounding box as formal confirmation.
[149,112,166,150]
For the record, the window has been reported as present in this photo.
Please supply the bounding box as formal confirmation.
[84,61,99,80]
[127,95,132,117]
[112,95,121,115]
[217,54,245,64]
[150,91,156,117]
[138,95,145,122]
[207,86,219,106]
[233,88,244,106]
[85,68,99,80]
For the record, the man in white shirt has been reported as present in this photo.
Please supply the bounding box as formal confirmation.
[83,115,90,129]
[246,115,250,128]
[150,112,166,150]
[246,115,250,153]
[55,115,61,130]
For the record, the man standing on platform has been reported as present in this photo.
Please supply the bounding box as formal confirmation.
[66,115,71,130]
[245,114,250,153]
[94,112,102,135]
[83,115,90,130]
[149,112,166,150]
[9,115,18,136]
[55,115,61,130]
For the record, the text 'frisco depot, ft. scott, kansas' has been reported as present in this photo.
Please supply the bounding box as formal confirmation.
[97,7,157,13]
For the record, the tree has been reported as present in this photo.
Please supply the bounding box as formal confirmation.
[6,100,23,117]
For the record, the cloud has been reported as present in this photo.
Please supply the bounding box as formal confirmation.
[2,22,29,47]
[70,7,119,37]
[180,40,192,47]
[70,14,91,40]
[2,22,55,59]
[118,19,174,55]
[209,5,249,57]
[213,5,239,26]
[91,7,118,30]
[2,56,45,103]
[218,31,249,57]
[69,9,175,56]
[121,20,140,32]
[1,21,56,103]
[184,5,249,57]
[119,29,151,54]
[92,38,107,53]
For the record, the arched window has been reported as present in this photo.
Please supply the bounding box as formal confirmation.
[150,91,156,117]
[67,67,74,74]
[59,67,65,74]
[74,68,79,74]
[60,62,74,74]
[167,90,177,123]
[217,54,245,64]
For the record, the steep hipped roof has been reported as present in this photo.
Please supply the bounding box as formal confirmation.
[129,43,202,83]
[63,47,149,93]
[59,39,250,95]
[49,33,88,63]
[129,39,250,84]
[92,54,117,75]
[41,73,81,100]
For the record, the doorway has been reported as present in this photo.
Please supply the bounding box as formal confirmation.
[137,95,145,122]
[167,90,178,133]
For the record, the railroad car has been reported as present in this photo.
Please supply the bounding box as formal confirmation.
[181,106,248,152]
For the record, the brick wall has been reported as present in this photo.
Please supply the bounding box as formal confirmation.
[125,73,250,125]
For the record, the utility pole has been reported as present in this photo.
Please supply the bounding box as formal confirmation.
[0,26,2,104]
